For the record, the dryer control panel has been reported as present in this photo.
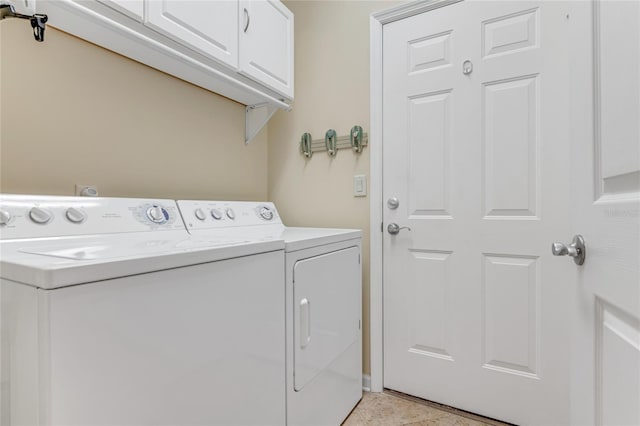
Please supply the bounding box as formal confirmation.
[0,194,184,240]
[177,200,283,230]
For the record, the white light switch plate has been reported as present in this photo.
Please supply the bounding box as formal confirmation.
[353,175,367,197]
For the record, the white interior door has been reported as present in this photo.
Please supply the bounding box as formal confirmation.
[569,2,640,425]
[382,1,573,424]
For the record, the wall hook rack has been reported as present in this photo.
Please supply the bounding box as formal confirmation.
[0,3,48,42]
[300,125,368,158]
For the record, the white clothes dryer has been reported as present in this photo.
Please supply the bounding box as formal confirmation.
[178,200,363,426]
[0,195,285,426]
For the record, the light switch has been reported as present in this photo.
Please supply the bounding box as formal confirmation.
[353,175,367,197]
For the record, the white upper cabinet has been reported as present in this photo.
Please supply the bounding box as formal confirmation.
[145,0,238,68]
[97,0,143,22]
[239,0,294,99]
[36,0,293,136]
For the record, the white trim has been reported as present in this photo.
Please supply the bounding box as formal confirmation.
[362,374,372,392]
[369,11,384,394]
[368,0,465,395]
[371,0,463,24]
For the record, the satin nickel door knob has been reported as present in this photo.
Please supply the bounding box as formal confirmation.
[387,197,399,209]
[388,223,411,235]
[552,235,586,265]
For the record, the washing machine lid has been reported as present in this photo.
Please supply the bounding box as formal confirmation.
[281,227,361,252]
[0,232,283,289]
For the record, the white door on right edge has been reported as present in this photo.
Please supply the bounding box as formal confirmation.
[569,2,640,425]
[383,1,572,424]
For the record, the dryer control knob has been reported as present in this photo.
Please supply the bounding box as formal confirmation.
[0,210,11,225]
[29,207,52,224]
[259,207,274,221]
[226,208,236,220]
[194,208,206,221]
[146,206,168,224]
[211,209,222,220]
[65,207,86,224]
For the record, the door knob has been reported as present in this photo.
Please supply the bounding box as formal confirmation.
[387,197,399,209]
[551,235,586,265]
[388,223,411,235]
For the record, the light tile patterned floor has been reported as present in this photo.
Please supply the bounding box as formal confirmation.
[342,392,508,426]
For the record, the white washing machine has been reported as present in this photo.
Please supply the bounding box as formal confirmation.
[0,194,285,426]
[177,200,362,426]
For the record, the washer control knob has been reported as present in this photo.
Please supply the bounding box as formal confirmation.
[259,207,274,221]
[194,208,206,221]
[226,208,236,220]
[29,207,52,224]
[211,209,222,220]
[0,210,11,225]
[65,207,86,224]
[146,206,169,224]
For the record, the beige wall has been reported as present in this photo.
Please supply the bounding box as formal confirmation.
[0,20,267,200]
[269,0,401,375]
[2,1,402,377]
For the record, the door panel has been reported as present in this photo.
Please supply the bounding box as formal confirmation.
[569,2,640,424]
[407,91,452,217]
[482,254,539,377]
[383,2,572,424]
[407,249,453,360]
[482,75,538,218]
[597,1,640,196]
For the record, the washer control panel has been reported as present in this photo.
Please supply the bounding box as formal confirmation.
[145,205,170,224]
[259,206,274,221]
[0,194,184,240]
[177,200,282,230]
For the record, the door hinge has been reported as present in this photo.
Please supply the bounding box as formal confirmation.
[359,320,361,330]
[358,254,361,264]
[381,221,383,232]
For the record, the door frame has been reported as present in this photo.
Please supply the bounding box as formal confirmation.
[369,0,463,393]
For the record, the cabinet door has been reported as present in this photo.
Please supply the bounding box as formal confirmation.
[239,0,294,99]
[97,0,143,21]
[7,0,35,15]
[145,0,238,68]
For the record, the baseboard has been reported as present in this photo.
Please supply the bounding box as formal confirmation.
[362,374,371,392]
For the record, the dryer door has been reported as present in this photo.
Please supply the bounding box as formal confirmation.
[293,246,361,391]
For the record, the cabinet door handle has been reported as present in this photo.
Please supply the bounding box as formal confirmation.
[300,298,311,349]
[243,8,250,33]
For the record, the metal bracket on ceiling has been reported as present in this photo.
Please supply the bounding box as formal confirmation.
[245,102,290,144]
[0,3,48,42]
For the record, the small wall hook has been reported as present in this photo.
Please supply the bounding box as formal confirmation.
[325,129,337,157]
[350,125,364,153]
[300,132,313,158]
